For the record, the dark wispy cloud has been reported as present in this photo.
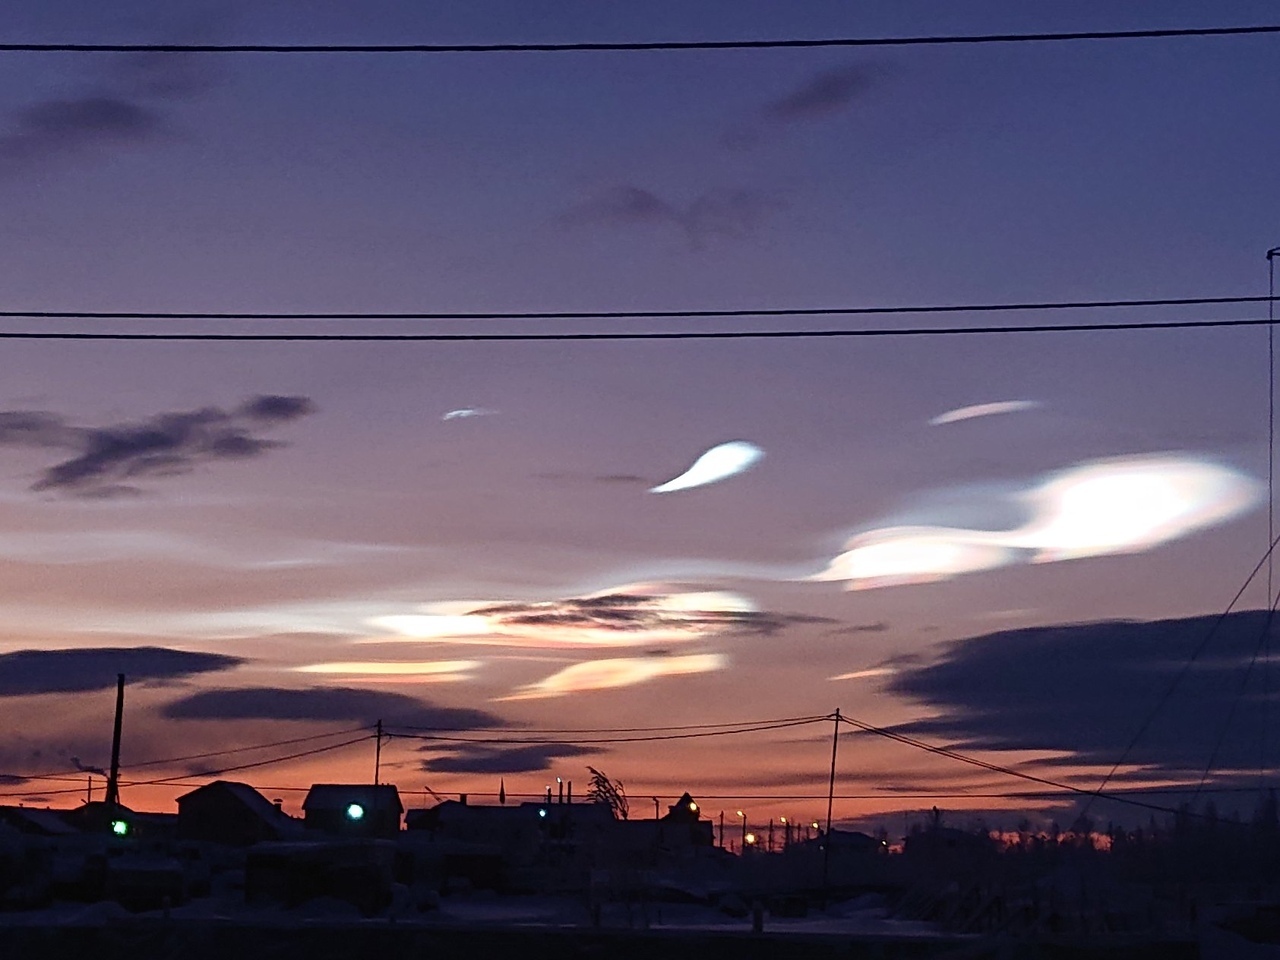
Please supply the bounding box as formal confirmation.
[765,64,877,123]
[0,21,223,177]
[162,686,503,729]
[563,185,782,249]
[470,593,831,637]
[0,395,315,497]
[0,647,241,697]
[725,62,880,149]
[886,610,1280,778]
[422,743,599,775]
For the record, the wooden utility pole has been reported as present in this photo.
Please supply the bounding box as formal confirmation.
[821,708,841,899]
[104,674,125,809]
[374,719,383,785]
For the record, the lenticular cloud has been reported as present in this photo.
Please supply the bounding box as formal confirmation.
[650,441,763,493]
[812,455,1261,589]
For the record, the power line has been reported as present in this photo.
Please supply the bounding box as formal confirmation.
[2,24,1279,54]
[121,726,371,770]
[124,735,375,787]
[835,714,1198,819]
[1081,531,1280,818]
[389,717,828,745]
[387,713,829,734]
[0,294,1269,321]
[0,315,1273,342]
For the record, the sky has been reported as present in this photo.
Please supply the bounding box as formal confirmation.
[0,0,1279,832]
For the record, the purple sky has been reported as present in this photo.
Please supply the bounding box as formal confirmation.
[0,0,1278,829]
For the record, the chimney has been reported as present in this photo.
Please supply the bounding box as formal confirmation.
[459,793,467,806]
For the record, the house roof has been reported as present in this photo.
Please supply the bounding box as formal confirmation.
[177,780,299,831]
[0,806,78,836]
[303,784,403,813]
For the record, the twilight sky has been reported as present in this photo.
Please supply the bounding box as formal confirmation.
[1,0,1280,831]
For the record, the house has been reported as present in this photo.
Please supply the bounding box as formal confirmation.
[176,781,301,846]
[302,784,402,838]
[0,805,79,837]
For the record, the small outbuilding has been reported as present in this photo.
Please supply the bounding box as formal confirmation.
[302,784,402,838]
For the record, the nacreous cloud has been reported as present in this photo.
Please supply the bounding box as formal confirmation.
[650,441,764,493]
[497,653,725,701]
[929,400,1040,426]
[813,454,1260,589]
[370,586,789,649]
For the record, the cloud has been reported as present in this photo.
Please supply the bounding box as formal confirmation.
[724,63,879,148]
[885,610,1280,777]
[441,407,498,422]
[812,454,1261,588]
[764,64,877,123]
[498,653,726,701]
[0,20,223,178]
[0,395,315,497]
[294,660,480,683]
[563,185,781,249]
[423,743,599,774]
[650,440,764,494]
[162,686,503,728]
[373,587,829,649]
[0,647,241,697]
[929,400,1041,426]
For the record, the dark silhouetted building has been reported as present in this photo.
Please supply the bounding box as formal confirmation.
[302,784,402,838]
[176,780,301,846]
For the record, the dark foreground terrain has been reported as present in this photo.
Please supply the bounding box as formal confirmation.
[0,919,1198,960]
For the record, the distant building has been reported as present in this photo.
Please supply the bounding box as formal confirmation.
[176,780,301,846]
[0,805,78,837]
[302,784,402,838]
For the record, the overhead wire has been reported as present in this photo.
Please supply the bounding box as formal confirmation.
[1,24,1278,54]
[0,315,1275,342]
[388,716,828,745]
[0,293,1270,322]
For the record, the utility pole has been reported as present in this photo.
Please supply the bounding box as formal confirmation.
[374,719,383,785]
[105,674,125,810]
[718,810,724,848]
[821,708,841,901]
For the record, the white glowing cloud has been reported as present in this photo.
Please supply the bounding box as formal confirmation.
[295,660,480,681]
[498,653,726,700]
[369,586,758,649]
[815,455,1260,589]
[441,407,497,421]
[1009,457,1257,561]
[829,667,897,681]
[650,441,763,493]
[929,400,1040,426]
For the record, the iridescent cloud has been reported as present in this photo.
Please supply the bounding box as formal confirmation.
[369,586,764,649]
[929,400,1040,426]
[649,440,763,493]
[813,455,1261,589]
[294,659,480,682]
[441,407,497,421]
[497,653,726,700]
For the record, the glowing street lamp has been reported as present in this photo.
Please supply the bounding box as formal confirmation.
[737,809,747,851]
[744,832,757,846]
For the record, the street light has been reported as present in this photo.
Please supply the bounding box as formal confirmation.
[744,832,757,846]
[737,809,747,851]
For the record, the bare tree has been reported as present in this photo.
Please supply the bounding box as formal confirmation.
[586,766,629,820]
